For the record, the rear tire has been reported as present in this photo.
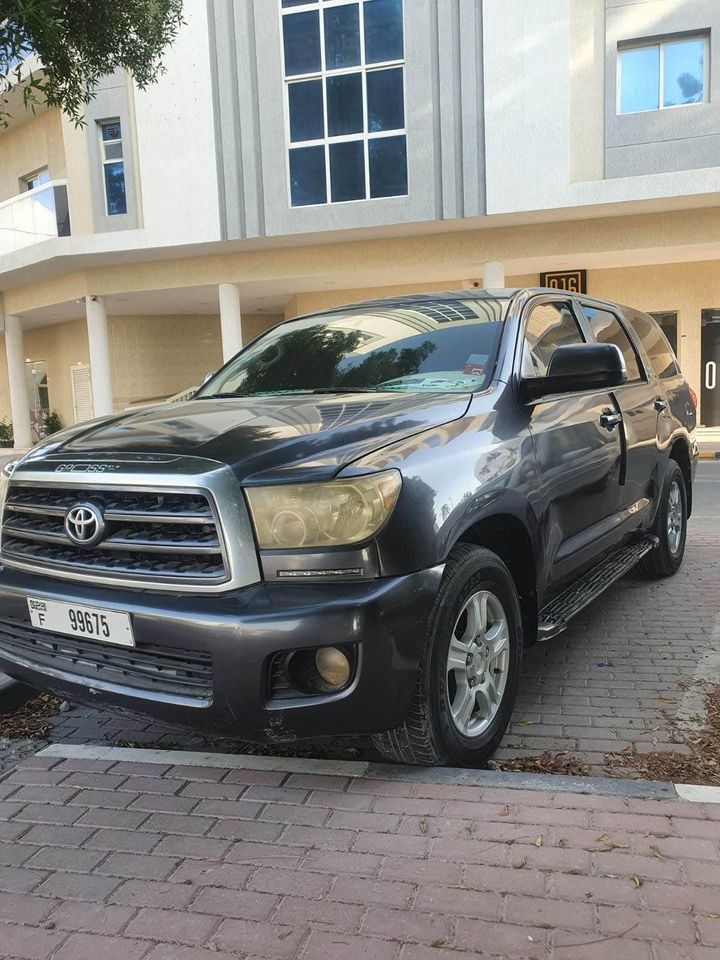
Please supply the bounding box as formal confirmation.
[639,459,687,579]
[372,544,523,767]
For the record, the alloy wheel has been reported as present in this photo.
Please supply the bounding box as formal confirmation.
[667,479,683,555]
[446,590,510,738]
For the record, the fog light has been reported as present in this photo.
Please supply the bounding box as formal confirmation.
[315,647,351,688]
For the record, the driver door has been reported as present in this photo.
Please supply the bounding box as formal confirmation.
[521,299,623,596]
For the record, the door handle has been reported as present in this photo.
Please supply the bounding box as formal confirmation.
[654,397,668,413]
[599,411,622,430]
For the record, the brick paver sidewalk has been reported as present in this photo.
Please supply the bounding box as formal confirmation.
[0,751,718,959]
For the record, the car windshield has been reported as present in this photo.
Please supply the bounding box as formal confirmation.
[197,297,508,398]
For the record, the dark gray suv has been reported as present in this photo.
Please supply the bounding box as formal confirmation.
[0,289,697,765]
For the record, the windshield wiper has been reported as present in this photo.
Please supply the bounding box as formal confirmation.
[197,387,384,399]
[306,387,382,394]
[194,392,247,399]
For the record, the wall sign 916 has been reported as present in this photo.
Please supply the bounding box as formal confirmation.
[540,270,587,294]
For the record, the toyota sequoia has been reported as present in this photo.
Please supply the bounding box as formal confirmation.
[0,289,698,765]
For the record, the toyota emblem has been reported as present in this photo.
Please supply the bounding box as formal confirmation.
[64,502,106,547]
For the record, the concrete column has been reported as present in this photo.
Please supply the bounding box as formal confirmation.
[218,283,243,361]
[85,296,113,417]
[483,261,506,288]
[2,314,32,450]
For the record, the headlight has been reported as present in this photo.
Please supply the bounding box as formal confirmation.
[246,470,402,549]
[0,459,19,519]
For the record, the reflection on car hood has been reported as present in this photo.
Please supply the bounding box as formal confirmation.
[51,392,473,482]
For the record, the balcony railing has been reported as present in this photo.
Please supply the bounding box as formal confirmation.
[0,180,71,257]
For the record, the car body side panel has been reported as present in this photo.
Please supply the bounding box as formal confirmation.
[523,388,624,594]
[346,385,544,580]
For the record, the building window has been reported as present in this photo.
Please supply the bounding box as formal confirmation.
[99,119,127,216]
[618,34,708,115]
[22,168,50,192]
[280,0,407,207]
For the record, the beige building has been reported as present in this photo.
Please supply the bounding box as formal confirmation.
[2,0,720,448]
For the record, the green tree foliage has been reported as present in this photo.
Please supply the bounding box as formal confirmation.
[0,0,184,127]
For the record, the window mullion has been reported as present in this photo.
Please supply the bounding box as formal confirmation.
[318,2,331,203]
[359,1,370,199]
[658,42,664,109]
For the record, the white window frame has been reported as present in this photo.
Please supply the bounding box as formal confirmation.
[21,167,50,192]
[98,118,126,216]
[279,0,408,209]
[617,33,710,116]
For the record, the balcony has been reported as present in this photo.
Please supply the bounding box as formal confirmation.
[0,181,71,257]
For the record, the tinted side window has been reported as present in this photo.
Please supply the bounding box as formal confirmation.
[521,302,584,378]
[581,306,642,382]
[625,310,680,380]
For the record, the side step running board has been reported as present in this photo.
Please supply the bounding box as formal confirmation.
[537,535,659,641]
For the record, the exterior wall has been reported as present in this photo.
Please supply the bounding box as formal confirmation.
[132,0,221,245]
[605,0,720,178]
[108,314,222,409]
[208,0,486,239]
[83,71,141,233]
[61,116,94,236]
[0,110,66,203]
[484,0,720,215]
[24,319,89,430]
[242,313,284,344]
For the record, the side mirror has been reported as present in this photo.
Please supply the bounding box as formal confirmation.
[521,343,627,402]
[202,370,215,385]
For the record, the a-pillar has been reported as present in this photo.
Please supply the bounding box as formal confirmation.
[2,313,32,449]
[85,295,113,417]
[218,283,243,362]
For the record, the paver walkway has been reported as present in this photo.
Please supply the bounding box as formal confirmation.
[0,749,718,959]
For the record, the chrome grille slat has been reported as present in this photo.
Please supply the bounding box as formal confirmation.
[6,503,68,518]
[104,510,212,524]
[1,482,229,587]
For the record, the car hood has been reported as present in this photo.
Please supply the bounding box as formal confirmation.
[46,392,472,482]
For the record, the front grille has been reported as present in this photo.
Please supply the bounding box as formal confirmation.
[1,484,229,587]
[0,617,213,702]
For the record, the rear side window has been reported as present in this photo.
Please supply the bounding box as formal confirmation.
[625,310,680,380]
[580,306,642,383]
[521,302,584,378]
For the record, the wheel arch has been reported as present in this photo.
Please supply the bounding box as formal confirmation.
[455,512,538,647]
[668,436,693,517]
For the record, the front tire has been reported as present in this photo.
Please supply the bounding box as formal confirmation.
[372,544,523,766]
[639,459,687,578]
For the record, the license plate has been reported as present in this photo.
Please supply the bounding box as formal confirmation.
[27,598,135,648]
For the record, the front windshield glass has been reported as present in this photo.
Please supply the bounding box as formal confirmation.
[198,296,508,397]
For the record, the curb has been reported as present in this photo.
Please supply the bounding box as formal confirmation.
[698,450,720,460]
[37,743,720,805]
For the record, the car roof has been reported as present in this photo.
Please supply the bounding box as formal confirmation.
[289,288,648,326]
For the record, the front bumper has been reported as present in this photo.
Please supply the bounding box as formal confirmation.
[0,565,442,741]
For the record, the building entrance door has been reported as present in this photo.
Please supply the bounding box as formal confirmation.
[701,309,720,427]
